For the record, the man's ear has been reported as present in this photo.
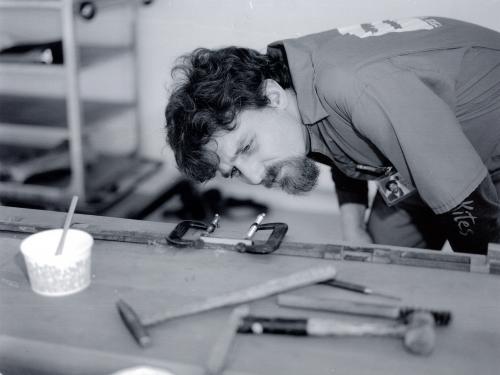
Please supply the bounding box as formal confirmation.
[263,79,288,109]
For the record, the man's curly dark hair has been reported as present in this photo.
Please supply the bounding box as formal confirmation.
[165,46,292,182]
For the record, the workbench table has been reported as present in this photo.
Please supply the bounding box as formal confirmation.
[0,206,499,375]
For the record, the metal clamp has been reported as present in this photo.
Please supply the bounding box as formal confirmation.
[166,214,288,254]
[166,220,209,248]
[235,222,288,254]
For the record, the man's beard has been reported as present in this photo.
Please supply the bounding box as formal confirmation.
[262,157,319,194]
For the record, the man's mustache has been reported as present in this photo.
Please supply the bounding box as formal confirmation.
[262,164,281,188]
[261,157,319,194]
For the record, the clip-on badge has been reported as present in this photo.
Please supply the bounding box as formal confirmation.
[376,171,416,207]
[166,213,288,254]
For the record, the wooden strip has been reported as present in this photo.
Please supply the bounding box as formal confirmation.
[488,243,500,261]
[489,260,500,275]
[466,253,491,273]
[389,258,470,272]
[0,206,490,273]
[398,250,470,263]
[343,254,372,262]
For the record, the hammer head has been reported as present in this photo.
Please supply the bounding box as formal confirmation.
[117,299,152,347]
[403,311,436,356]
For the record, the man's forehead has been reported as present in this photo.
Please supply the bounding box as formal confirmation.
[221,118,244,145]
[206,128,240,160]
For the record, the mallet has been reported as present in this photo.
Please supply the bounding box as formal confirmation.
[277,294,452,325]
[238,311,436,356]
[117,265,337,347]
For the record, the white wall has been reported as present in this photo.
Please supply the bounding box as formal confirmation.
[138,0,500,164]
[2,0,500,212]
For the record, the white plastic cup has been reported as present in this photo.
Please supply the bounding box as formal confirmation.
[20,228,94,297]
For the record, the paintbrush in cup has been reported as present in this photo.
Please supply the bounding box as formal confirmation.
[55,195,79,256]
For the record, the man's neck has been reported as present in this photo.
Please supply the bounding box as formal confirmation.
[284,89,309,148]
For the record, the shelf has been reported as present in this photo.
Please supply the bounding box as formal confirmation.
[0,141,97,183]
[0,0,136,10]
[0,155,162,214]
[0,45,130,76]
[0,0,148,212]
[0,0,61,9]
[80,45,131,68]
[0,94,133,135]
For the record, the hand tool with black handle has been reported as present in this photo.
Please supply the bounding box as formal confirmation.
[237,311,437,356]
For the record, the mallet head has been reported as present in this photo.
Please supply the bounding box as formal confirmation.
[403,311,436,356]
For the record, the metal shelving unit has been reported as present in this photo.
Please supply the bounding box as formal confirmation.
[0,0,159,214]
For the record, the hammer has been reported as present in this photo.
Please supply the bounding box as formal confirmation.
[117,265,337,347]
[238,311,436,356]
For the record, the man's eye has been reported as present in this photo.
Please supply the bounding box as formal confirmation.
[230,167,241,178]
[242,140,253,154]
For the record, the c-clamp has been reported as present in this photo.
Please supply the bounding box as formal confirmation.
[166,213,288,254]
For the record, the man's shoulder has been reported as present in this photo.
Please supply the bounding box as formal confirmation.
[284,16,500,68]
[314,65,363,105]
[315,64,358,81]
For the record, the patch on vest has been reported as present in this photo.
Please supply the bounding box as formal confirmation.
[338,17,441,38]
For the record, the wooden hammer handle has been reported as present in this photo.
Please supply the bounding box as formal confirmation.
[205,305,250,375]
[142,265,337,326]
[307,318,405,337]
[278,294,400,319]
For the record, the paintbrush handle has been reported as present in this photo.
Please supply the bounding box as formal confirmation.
[143,265,337,326]
[55,195,78,256]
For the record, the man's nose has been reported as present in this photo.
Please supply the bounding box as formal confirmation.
[237,161,265,185]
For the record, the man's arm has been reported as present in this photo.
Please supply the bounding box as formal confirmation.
[331,166,373,243]
[339,203,373,243]
[344,66,495,252]
[441,176,500,254]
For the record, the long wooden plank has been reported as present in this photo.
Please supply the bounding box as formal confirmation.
[0,206,492,273]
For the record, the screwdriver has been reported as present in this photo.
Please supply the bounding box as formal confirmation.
[320,279,401,301]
